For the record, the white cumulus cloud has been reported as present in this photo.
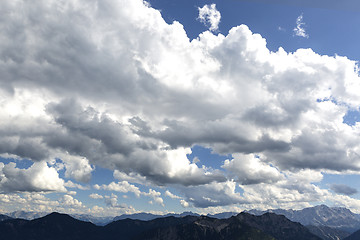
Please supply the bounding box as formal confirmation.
[0,162,66,193]
[89,193,104,199]
[165,190,181,199]
[198,4,221,32]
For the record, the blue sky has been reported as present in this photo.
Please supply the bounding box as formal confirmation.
[1,0,360,217]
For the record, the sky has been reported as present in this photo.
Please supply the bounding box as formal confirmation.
[1,0,360,217]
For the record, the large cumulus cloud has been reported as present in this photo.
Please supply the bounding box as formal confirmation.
[0,162,66,192]
[1,0,360,211]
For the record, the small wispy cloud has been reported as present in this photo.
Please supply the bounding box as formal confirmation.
[197,4,221,32]
[293,14,309,38]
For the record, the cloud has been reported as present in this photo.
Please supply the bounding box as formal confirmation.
[97,181,164,206]
[60,194,83,208]
[64,180,90,190]
[179,181,246,208]
[222,153,284,185]
[198,4,221,32]
[143,189,164,206]
[2,0,360,182]
[330,184,358,196]
[89,193,104,199]
[293,14,309,38]
[0,192,89,214]
[95,181,142,197]
[177,169,325,209]
[104,194,128,209]
[1,0,360,211]
[45,99,226,186]
[89,203,136,217]
[113,170,147,185]
[180,199,190,208]
[59,155,94,183]
[0,161,66,193]
[165,190,181,199]
[67,191,77,196]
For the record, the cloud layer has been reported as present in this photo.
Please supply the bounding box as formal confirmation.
[0,0,360,213]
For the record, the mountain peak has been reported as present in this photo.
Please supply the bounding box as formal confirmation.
[236,211,321,240]
[248,205,360,233]
[313,204,331,210]
[42,212,73,220]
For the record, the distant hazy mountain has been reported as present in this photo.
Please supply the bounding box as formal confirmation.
[0,211,321,240]
[113,211,200,221]
[70,213,113,226]
[207,212,238,219]
[113,211,236,222]
[113,212,163,221]
[6,210,48,220]
[247,205,360,233]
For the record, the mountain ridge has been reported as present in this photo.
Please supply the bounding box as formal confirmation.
[247,204,360,233]
[0,211,321,240]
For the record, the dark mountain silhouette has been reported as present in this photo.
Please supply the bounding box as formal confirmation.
[0,214,199,240]
[111,212,321,240]
[0,212,99,240]
[0,213,12,221]
[103,215,199,240]
[134,215,276,240]
[235,212,321,240]
[0,211,324,240]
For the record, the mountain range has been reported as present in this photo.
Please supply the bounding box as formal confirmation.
[113,211,200,222]
[0,211,321,240]
[2,205,360,239]
[247,205,360,232]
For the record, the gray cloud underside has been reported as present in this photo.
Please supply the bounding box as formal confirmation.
[330,184,358,196]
